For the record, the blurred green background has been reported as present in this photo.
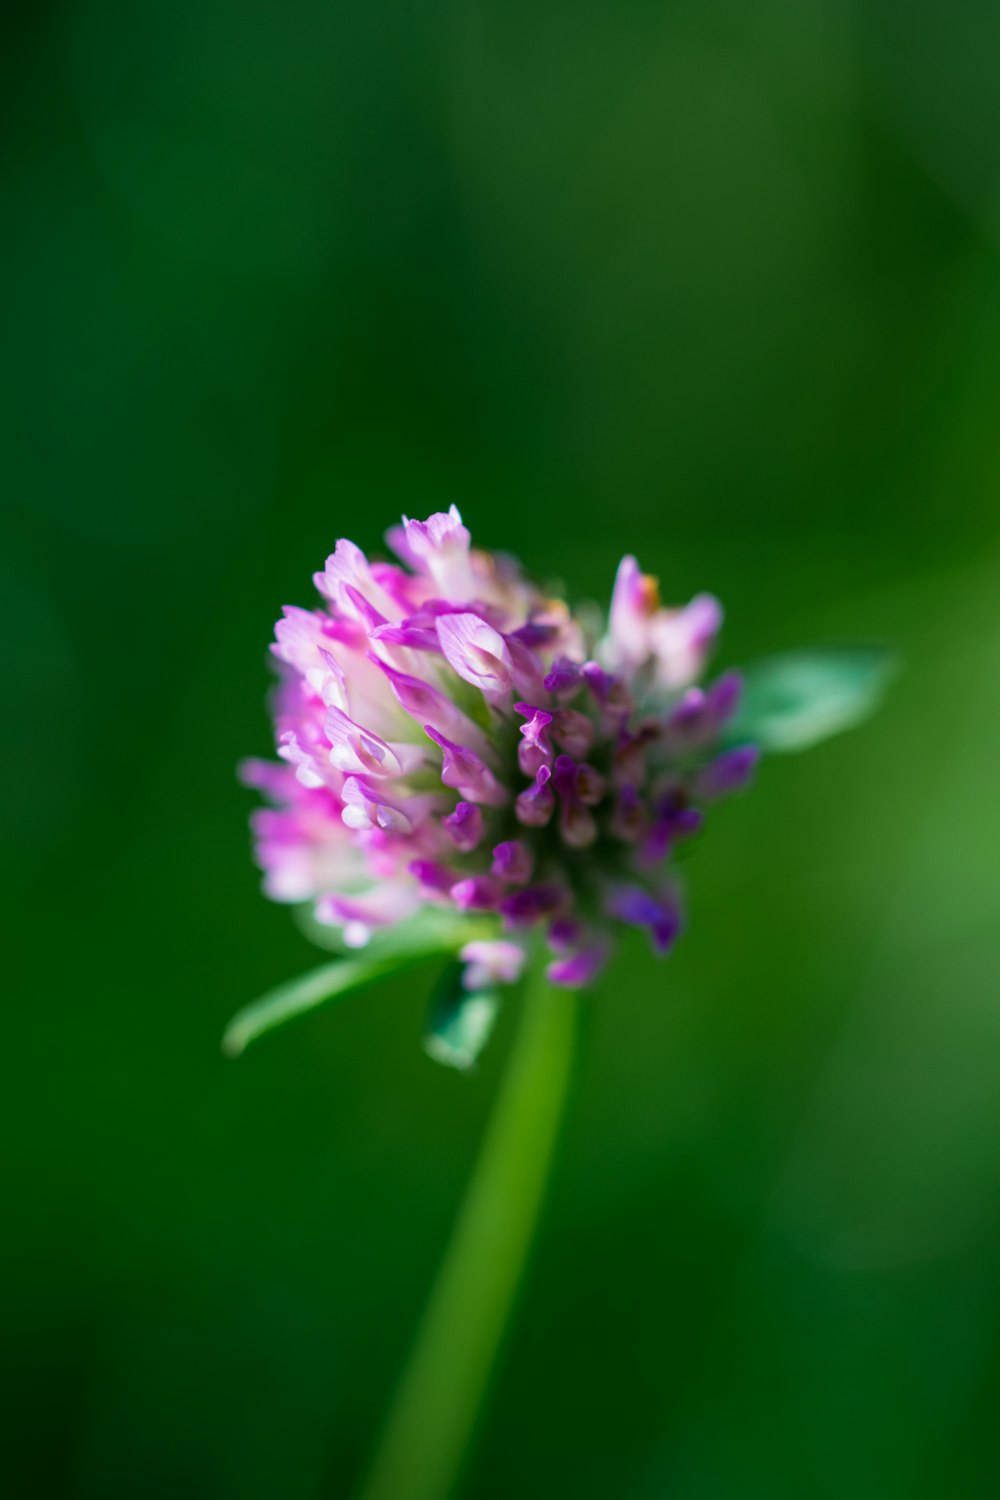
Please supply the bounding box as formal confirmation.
[3,2,1000,1496]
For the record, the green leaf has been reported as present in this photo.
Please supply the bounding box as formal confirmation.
[730,645,896,753]
[224,907,500,1056]
[424,965,500,1072]
[223,955,402,1057]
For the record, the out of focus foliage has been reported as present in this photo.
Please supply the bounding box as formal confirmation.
[2,2,999,1497]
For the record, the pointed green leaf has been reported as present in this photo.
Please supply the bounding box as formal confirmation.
[223,955,402,1057]
[424,965,500,1071]
[730,646,896,753]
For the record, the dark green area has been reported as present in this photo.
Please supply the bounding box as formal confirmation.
[3,2,1000,1496]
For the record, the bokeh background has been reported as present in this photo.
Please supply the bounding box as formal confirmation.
[4,2,1000,1496]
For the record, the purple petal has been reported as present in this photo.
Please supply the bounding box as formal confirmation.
[408,859,458,894]
[543,656,584,697]
[451,875,503,912]
[706,669,743,724]
[664,671,743,750]
[424,726,508,806]
[512,619,561,649]
[515,764,555,827]
[371,619,443,652]
[637,791,703,867]
[500,884,567,927]
[514,703,554,776]
[695,744,760,800]
[344,584,388,635]
[547,917,583,953]
[547,942,609,988]
[673,807,703,836]
[552,754,579,800]
[491,840,534,884]
[607,884,682,954]
[238,758,294,800]
[443,800,484,851]
[666,686,708,732]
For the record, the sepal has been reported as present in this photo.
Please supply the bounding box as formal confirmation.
[423,964,500,1071]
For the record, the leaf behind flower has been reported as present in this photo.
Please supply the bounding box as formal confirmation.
[224,909,498,1056]
[730,645,896,753]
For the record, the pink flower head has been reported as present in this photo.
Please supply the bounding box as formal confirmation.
[244,510,755,995]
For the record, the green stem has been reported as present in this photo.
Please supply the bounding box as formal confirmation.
[355,956,579,1500]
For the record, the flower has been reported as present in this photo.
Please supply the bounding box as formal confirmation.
[241,508,756,992]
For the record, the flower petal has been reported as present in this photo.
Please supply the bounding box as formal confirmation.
[694,744,759,800]
[442,801,484,850]
[324,707,402,777]
[436,612,514,703]
[459,939,526,990]
[425,726,508,806]
[491,840,534,884]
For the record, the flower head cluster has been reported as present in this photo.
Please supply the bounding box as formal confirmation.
[242,508,757,992]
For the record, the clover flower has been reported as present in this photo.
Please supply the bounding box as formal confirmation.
[232,513,891,1500]
[241,506,757,998]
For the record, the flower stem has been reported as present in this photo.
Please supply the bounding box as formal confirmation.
[355,957,578,1500]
